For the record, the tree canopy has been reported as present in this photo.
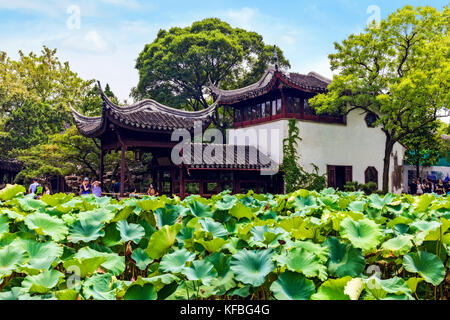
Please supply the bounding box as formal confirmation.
[0,47,103,155]
[310,5,449,192]
[133,18,290,129]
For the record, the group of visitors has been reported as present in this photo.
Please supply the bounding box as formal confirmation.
[408,177,449,195]
[28,178,51,197]
[79,177,102,197]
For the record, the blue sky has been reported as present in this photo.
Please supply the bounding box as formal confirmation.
[0,0,447,102]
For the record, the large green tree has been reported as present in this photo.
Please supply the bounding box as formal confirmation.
[133,18,290,130]
[0,46,102,155]
[310,5,449,192]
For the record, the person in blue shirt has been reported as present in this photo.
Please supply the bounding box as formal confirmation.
[79,177,92,195]
[28,178,40,194]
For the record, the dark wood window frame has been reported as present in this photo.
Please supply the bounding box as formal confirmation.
[364,166,378,187]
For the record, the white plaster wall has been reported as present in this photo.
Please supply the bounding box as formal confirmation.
[226,109,405,193]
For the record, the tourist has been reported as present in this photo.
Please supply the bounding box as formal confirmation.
[79,177,92,195]
[423,178,432,193]
[92,181,102,197]
[147,184,158,196]
[44,185,51,195]
[28,178,40,194]
[409,178,417,195]
[435,179,446,195]
[416,179,424,195]
[110,179,120,195]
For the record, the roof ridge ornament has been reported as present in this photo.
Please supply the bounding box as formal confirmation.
[273,45,279,72]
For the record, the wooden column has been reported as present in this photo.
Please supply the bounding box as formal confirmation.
[99,149,104,186]
[180,165,185,199]
[120,145,127,197]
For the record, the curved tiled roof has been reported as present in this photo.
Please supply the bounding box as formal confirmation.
[184,143,278,170]
[0,159,22,172]
[208,66,331,104]
[72,82,219,137]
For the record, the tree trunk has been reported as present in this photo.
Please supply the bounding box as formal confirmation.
[382,133,395,193]
[415,161,420,180]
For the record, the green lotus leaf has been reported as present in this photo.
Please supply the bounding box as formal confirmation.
[227,285,252,298]
[214,195,237,211]
[197,238,228,253]
[1,208,27,222]
[166,204,190,218]
[188,200,214,218]
[0,184,26,201]
[386,216,413,228]
[124,283,157,300]
[403,251,445,285]
[111,204,134,222]
[16,196,47,212]
[204,252,231,278]
[0,287,27,300]
[67,219,105,243]
[146,224,182,259]
[55,289,78,300]
[24,213,68,241]
[413,193,434,212]
[82,274,116,300]
[154,207,179,228]
[270,271,315,300]
[0,214,9,238]
[75,247,125,276]
[293,195,317,209]
[63,256,108,278]
[275,247,327,281]
[208,269,236,295]
[348,201,365,212]
[134,274,179,292]
[116,220,145,244]
[293,240,329,263]
[277,216,315,240]
[229,202,255,221]
[102,223,122,247]
[181,260,218,285]
[19,240,63,270]
[323,237,365,277]
[311,276,352,300]
[21,269,64,293]
[230,249,274,287]
[381,235,413,256]
[425,217,450,241]
[199,218,228,239]
[405,277,423,293]
[131,248,153,270]
[340,217,383,251]
[364,276,412,299]
[159,248,196,273]
[40,193,73,207]
[136,198,166,212]
[0,245,27,278]
[368,193,395,209]
[78,208,115,224]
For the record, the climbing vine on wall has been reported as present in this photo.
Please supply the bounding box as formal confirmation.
[281,119,327,192]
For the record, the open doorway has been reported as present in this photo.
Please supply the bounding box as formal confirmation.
[327,165,352,190]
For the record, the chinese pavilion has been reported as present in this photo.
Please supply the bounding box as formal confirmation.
[71,82,283,198]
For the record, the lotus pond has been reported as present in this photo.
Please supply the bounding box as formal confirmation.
[0,184,448,300]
